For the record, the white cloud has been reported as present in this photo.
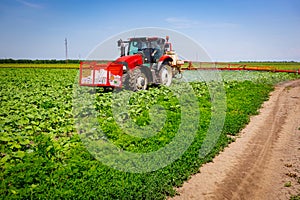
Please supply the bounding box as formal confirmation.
[16,0,43,9]
[165,17,199,29]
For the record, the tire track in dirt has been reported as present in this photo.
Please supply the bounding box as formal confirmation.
[170,79,300,200]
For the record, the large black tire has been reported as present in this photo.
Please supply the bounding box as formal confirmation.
[128,68,148,91]
[122,72,130,90]
[158,65,173,86]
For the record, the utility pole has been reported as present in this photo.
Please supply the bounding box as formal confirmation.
[65,38,68,64]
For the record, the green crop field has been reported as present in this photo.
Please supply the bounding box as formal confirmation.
[1,61,299,71]
[0,66,299,199]
[0,63,79,69]
[237,62,300,70]
[181,61,300,71]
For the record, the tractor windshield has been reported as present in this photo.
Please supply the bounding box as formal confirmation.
[128,39,147,55]
[128,38,165,63]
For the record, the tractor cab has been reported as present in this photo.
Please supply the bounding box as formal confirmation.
[118,37,167,64]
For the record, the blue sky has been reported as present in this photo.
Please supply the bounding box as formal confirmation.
[0,0,299,61]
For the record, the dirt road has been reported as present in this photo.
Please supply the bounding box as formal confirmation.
[171,79,300,200]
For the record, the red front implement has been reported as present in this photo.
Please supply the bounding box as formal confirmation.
[79,61,123,87]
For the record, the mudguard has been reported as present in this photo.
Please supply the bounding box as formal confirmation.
[157,55,173,71]
[115,54,143,70]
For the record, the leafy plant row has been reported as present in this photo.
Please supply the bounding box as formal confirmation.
[0,59,81,64]
[0,63,79,69]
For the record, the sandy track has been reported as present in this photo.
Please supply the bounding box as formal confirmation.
[170,79,300,200]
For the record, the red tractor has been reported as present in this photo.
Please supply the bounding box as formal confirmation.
[80,36,184,91]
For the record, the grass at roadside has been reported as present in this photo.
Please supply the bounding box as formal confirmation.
[290,194,300,200]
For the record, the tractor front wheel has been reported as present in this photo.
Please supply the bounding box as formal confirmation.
[159,65,173,86]
[129,68,148,91]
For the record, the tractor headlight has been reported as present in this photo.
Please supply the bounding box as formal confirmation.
[123,65,127,71]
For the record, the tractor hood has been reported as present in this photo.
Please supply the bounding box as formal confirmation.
[115,54,143,70]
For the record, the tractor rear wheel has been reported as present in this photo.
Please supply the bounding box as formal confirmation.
[158,65,173,86]
[129,68,148,91]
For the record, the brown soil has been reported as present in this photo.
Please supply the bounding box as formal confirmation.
[170,79,300,200]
